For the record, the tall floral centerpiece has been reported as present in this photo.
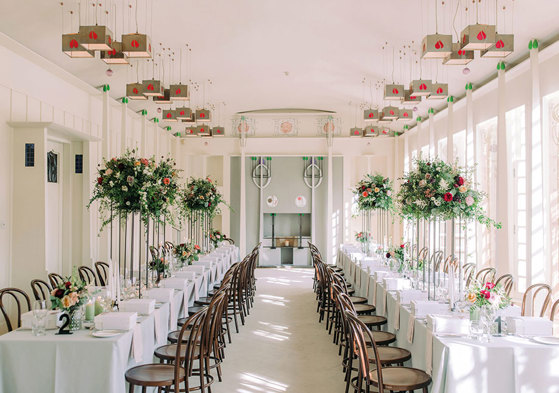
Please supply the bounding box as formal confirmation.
[50,274,89,331]
[353,174,394,255]
[180,177,228,251]
[88,149,181,297]
[397,157,500,299]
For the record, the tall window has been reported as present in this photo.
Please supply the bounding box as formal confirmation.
[476,117,498,268]
[507,106,527,292]
[543,93,559,296]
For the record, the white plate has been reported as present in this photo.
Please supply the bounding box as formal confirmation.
[92,330,122,338]
[532,336,559,345]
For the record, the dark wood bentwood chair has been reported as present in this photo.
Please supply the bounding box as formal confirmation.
[95,261,110,286]
[346,312,431,393]
[475,267,497,285]
[78,266,98,286]
[30,279,51,302]
[0,288,32,332]
[48,273,64,289]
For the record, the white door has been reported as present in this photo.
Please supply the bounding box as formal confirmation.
[46,141,63,274]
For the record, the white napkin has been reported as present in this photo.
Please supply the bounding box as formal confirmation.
[394,301,401,330]
[407,314,416,343]
[21,310,63,330]
[425,329,433,375]
[383,277,412,291]
[411,300,449,318]
[426,314,470,335]
[397,289,428,305]
[131,323,143,363]
[144,287,174,304]
[119,299,155,315]
[506,317,553,336]
[94,312,137,330]
[497,305,522,318]
[175,271,197,280]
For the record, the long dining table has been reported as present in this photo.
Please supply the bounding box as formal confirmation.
[337,244,559,393]
[0,244,239,393]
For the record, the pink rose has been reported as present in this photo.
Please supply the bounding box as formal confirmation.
[465,196,474,206]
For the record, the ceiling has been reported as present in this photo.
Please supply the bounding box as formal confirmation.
[1,0,559,134]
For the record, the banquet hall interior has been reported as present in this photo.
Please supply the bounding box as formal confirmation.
[2,0,559,392]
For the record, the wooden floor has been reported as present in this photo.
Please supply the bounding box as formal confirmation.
[211,267,346,393]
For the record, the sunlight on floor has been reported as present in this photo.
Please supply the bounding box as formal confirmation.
[237,372,289,393]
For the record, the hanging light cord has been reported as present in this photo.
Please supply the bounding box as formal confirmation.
[435,0,438,33]
[135,0,139,33]
[453,0,460,40]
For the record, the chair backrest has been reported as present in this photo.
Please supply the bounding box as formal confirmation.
[475,267,497,284]
[345,311,384,393]
[463,263,477,287]
[443,255,458,273]
[30,279,51,303]
[417,247,429,270]
[432,251,444,272]
[495,274,514,297]
[78,266,98,286]
[175,308,207,391]
[94,261,109,286]
[522,283,552,317]
[48,273,64,289]
[0,288,31,332]
[550,299,559,322]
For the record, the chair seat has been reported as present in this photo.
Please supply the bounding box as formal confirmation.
[353,303,376,314]
[125,364,185,387]
[358,315,387,327]
[366,330,396,346]
[194,297,213,306]
[347,288,355,295]
[331,267,343,272]
[188,306,205,316]
[371,347,411,365]
[349,296,367,304]
[369,367,431,391]
[155,344,200,361]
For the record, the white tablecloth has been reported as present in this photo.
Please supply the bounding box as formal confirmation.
[337,246,559,393]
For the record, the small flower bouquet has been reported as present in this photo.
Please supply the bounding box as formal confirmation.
[50,273,89,331]
[466,281,510,311]
[173,243,201,267]
[353,174,394,212]
[209,230,226,248]
[355,232,371,244]
[149,256,169,276]
[385,243,405,261]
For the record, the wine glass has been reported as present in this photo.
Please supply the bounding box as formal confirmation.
[32,300,48,336]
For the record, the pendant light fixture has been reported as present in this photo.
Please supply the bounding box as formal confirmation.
[443,43,474,65]
[101,5,128,64]
[400,108,413,120]
[195,80,212,122]
[122,0,152,58]
[421,0,452,59]
[481,1,514,58]
[460,1,495,50]
[402,90,421,104]
[363,125,378,137]
[350,127,363,137]
[61,6,94,58]
[171,45,190,100]
[196,125,211,136]
[143,57,164,97]
[381,105,400,121]
[384,48,404,100]
[212,102,225,136]
[126,62,147,100]
[184,126,197,136]
[162,108,177,122]
[175,107,193,121]
[78,2,113,51]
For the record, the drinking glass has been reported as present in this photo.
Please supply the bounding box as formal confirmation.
[469,320,483,341]
[32,300,48,336]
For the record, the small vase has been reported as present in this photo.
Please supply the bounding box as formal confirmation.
[155,273,162,287]
[69,308,83,332]
[479,306,495,342]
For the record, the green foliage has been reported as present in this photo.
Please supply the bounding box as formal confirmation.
[353,173,394,212]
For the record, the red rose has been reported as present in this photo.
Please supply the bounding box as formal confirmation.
[65,281,71,289]
[194,245,200,250]
[163,177,170,185]
[458,177,465,186]
[485,282,495,289]
[54,289,64,298]
[400,244,405,249]
[97,177,103,184]
[362,192,369,197]
[444,193,453,202]
[480,290,490,299]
